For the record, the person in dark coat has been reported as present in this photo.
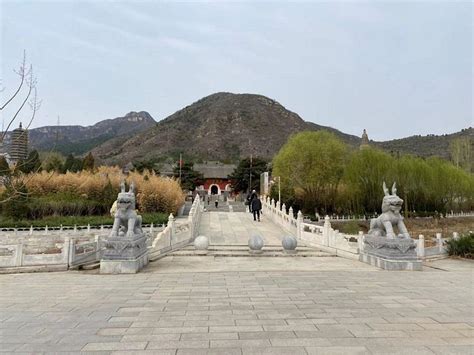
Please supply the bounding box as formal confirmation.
[251,195,262,222]
[246,193,252,213]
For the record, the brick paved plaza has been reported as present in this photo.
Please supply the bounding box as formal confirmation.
[1,255,473,354]
[1,212,473,353]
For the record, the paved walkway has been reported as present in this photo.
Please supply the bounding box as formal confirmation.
[199,212,289,245]
[1,257,473,354]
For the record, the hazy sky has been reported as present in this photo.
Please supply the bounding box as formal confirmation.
[1,0,472,140]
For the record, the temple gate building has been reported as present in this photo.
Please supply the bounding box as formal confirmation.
[194,161,236,197]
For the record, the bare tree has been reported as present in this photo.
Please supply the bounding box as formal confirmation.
[1,50,41,140]
[0,50,42,205]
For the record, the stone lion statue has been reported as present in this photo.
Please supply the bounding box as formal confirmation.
[110,180,143,238]
[368,182,410,239]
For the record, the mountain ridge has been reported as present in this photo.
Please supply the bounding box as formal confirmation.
[6,93,471,163]
[7,111,156,156]
[91,92,361,165]
[90,92,471,165]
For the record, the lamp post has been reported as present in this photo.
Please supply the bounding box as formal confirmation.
[270,176,281,204]
[249,154,252,193]
[276,176,281,204]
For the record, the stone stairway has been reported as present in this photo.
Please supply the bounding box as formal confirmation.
[169,244,334,257]
[202,202,248,213]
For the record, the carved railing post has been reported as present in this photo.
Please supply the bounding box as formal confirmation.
[331,230,339,248]
[63,236,73,266]
[417,235,425,258]
[436,233,443,253]
[169,213,176,231]
[323,216,331,246]
[296,211,303,240]
[358,231,364,253]
[15,244,23,267]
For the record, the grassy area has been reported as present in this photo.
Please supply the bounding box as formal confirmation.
[331,216,474,238]
[0,212,168,228]
[445,232,474,259]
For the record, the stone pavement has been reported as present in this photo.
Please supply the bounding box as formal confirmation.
[0,256,473,354]
[199,212,288,245]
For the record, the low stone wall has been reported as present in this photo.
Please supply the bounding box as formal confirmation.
[0,225,163,272]
[262,197,450,261]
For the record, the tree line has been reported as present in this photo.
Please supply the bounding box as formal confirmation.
[272,131,474,216]
[0,151,96,176]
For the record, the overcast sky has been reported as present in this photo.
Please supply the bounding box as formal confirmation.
[1,0,472,141]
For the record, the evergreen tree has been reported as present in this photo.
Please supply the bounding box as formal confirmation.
[64,154,83,172]
[0,156,11,176]
[1,182,29,220]
[17,150,41,174]
[82,152,95,171]
[173,162,204,191]
[228,157,268,193]
[133,159,159,174]
[44,155,64,172]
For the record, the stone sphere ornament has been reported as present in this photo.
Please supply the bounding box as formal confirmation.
[194,235,209,250]
[248,235,264,254]
[282,236,297,254]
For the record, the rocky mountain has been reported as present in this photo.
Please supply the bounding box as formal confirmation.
[91,93,472,165]
[11,93,469,164]
[91,93,360,165]
[18,111,156,155]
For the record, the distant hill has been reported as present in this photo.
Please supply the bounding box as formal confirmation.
[91,92,360,165]
[6,93,470,164]
[10,111,156,156]
[375,128,473,159]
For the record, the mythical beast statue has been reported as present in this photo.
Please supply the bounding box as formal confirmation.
[110,180,143,238]
[368,182,410,239]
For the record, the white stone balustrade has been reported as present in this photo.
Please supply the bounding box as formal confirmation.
[149,195,203,260]
[261,197,451,261]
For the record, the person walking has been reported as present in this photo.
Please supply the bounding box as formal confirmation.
[251,195,262,222]
[215,197,219,209]
[246,192,252,213]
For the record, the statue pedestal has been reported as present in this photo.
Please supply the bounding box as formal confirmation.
[100,234,149,274]
[359,235,422,271]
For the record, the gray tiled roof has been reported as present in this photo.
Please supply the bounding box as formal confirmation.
[194,162,236,179]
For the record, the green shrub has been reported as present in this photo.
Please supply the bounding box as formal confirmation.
[445,232,474,259]
[27,193,112,219]
[1,182,29,220]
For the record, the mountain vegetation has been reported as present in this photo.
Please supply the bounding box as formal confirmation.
[91,93,359,165]
[7,111,156,156]
[375,128,473,161]
[8,92,471,166]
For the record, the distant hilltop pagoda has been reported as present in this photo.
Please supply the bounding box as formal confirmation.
[360,129,370,150]
[9,122,29,163]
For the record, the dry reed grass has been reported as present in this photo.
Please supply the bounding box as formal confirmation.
[20,166,185,214]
